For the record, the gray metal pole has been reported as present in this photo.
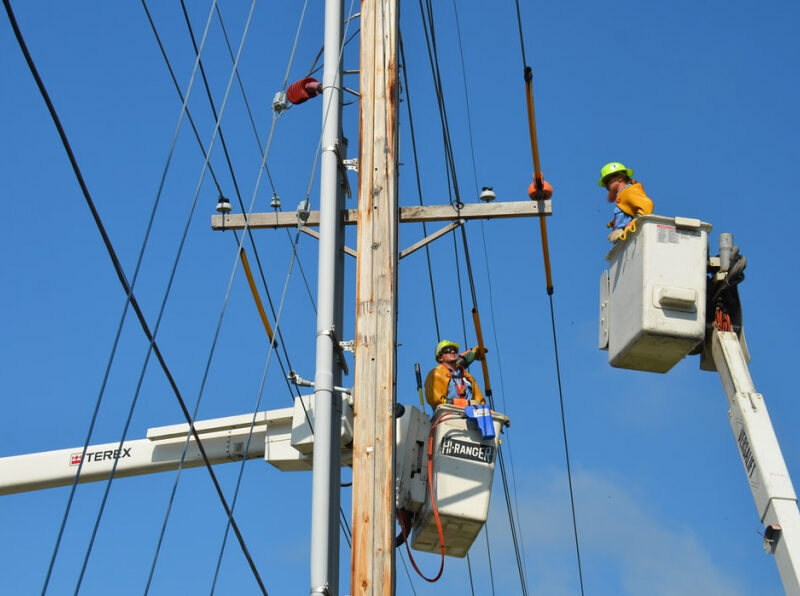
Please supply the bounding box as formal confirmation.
[310,0,345,593]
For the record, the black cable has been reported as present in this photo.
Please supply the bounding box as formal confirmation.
[172,0,301,403]
[483,523,497,595]
[466,552,476,595]
[417,0,462,205]
[140,0,225,194]
[213,2,319,316]
[340,507,352,548]
[213,4,270,177]
[417,3,531,591]
[399,35,441,339]
[213,0,359,560]
[424,0,461,204]
[496,445,529,595]
[510,1,585,592]
[1,2,268,593]
[548,294,585,595]
[513,0,528,72]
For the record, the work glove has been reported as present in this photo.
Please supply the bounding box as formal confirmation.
[608,228,623,243]
[472,346,488,361]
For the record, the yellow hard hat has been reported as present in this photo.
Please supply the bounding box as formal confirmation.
[598,162,633,187]
[435,340,459,360]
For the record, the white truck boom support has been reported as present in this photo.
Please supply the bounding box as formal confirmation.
[711,328,800,594]
[600,217,800,593]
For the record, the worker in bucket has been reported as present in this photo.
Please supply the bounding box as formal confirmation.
[599,161,653,242]
[424,340,486,409]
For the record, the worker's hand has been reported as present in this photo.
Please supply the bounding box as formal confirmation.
[472,346,488,361]
[608,228,623,243]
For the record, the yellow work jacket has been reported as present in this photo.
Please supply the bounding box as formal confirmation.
[424,363,485,408]
[616,182,653,218]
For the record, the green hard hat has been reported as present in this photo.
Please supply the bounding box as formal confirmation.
[598,162,633,186]
[435,339,459,360]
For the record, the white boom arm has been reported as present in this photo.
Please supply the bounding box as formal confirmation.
[0,411,272,496]
[0,392,355,496]
[711,328,800,594]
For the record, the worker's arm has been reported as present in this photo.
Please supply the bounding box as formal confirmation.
[424,366,450,408]
[457,346,488,368]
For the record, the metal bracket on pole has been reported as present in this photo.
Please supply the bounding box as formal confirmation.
[288,370,352,396]
[296,199,311,228]
[325,139,352,199]
[319,326,349,376]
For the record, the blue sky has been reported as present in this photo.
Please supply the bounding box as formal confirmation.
[1,1,799,594]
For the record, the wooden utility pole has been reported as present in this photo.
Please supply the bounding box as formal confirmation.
[351,0,399,593]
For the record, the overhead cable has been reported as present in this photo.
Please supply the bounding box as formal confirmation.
[1,1,268,593]
[399,35,442,339]
[416,1,530,592]
[513,1,585,593]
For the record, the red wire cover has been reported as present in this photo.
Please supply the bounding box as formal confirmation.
[286,77,322,105]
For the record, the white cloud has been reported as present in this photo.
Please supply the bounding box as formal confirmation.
[482,468,748,596]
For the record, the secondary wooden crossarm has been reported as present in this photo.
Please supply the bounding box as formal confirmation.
[210,199,552,231]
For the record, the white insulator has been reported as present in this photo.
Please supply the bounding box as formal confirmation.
[216,196,232,213]
[479,186,496,202]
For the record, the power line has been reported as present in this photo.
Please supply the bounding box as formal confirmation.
[0,1,268,593]
[513,0,585,593]
[449,0,529,586]
[399,35,442,339]
[414,2,531,592]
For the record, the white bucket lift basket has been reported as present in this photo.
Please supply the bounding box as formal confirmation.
[409,404,509,558]
[599,215,711,373]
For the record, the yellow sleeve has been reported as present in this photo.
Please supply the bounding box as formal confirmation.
[616,182,653,217]
[424,365,450,408]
